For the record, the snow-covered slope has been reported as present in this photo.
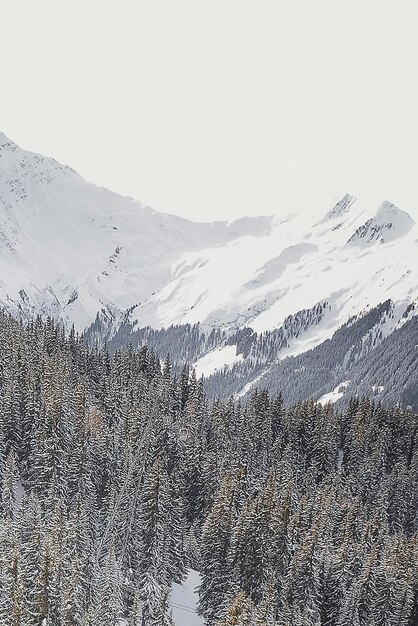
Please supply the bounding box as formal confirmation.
[347,200,414,246]
[128,193,417,349]
[0,132,271,330]
[0,133,417,363]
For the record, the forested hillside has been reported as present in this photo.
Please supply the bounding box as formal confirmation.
[0,311,417,625]
[85,300,418,411]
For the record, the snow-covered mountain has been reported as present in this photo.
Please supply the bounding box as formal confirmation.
[1,132,417,378]
[0,131,271,330]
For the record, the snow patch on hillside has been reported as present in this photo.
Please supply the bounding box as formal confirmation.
[371,384,385,394]
[193,345,243,378]
[236,371,266,398]
[318,381,351,405]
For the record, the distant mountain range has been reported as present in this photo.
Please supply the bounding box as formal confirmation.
[1,131,417,406]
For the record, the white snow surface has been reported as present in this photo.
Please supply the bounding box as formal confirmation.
[318,381,351,405]
[1,134,417,358]
[236,371,267,398]
[170,569,203,626]
[193,344,243,378]
[372,385,385,394]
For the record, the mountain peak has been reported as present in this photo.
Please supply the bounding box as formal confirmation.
[0,132,80,196]
[0,131,17,152]
[377,199,413,221]
[0,133,416,350]
[347,200,414,246]
[325,193,356,220]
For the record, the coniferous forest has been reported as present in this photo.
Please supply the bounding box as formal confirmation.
[0,310,417,626]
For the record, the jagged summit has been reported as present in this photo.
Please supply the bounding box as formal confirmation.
[0,131,17,151]
[0,132,78,203]
[347,200,415,246]
[325,193,356,220]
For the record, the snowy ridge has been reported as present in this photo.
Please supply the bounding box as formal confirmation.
[0,133,417,367]
[323,192,356,221]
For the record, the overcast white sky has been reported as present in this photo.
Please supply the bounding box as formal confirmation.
[1,1,418,221]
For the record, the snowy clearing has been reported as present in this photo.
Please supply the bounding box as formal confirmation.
[318,381,351,405]
[193,345,243,378]
[372,384,385,394]
[236,371,266,398]
[170,570,203,626]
